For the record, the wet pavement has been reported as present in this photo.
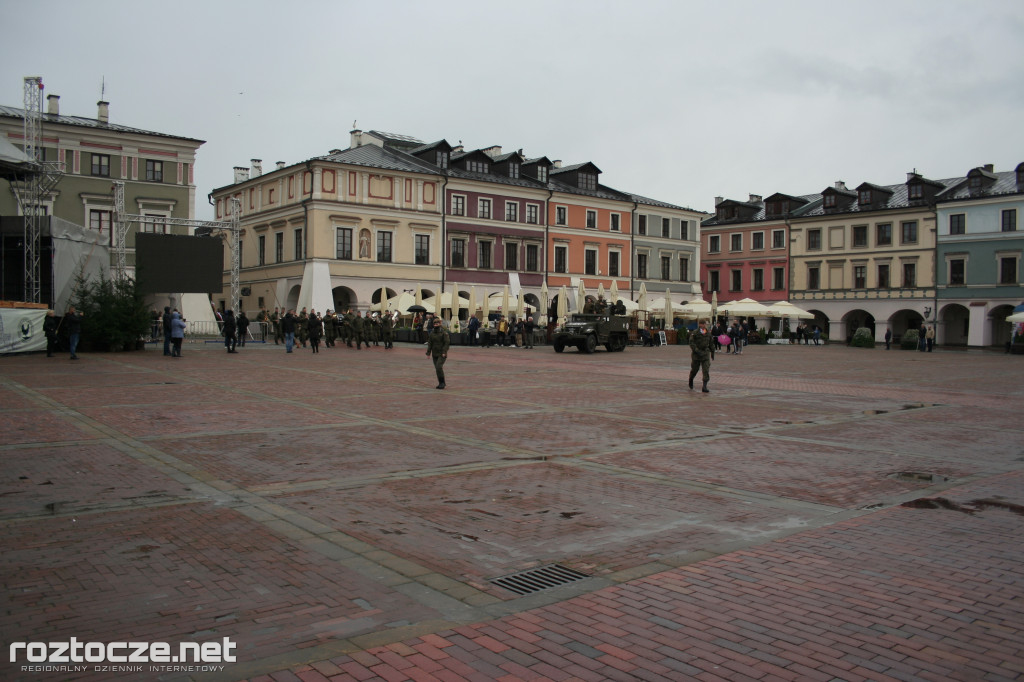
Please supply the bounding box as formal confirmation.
[1,338,1023,681]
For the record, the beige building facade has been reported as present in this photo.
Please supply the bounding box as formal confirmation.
[788,174,953,343]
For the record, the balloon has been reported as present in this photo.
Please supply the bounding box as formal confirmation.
[718,334,731,345]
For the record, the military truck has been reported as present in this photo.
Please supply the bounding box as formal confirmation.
[552,314,629,353]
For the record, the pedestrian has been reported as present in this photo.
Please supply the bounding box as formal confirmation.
[308,311,323,353]
[162,306,173,356]
[237,311,250,347]
[884,327,892,350]
[282,309,297,352]
[813,326,821,346]
[688,318,712,393]
[169,311,186,357]
[382,311,395,349]
[467,314,480,346]
[425,317,450,389]
[223,310,238,353]
[524,316,536,349]
[926,325,935,352]
[352,310,365,349]
[43,310,59,357]
[918,323,927,352]
[65,305,84,360]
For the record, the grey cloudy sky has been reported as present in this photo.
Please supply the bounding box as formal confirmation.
[3,0,1023,221]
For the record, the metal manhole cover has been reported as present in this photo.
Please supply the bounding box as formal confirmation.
[490,564,590,595]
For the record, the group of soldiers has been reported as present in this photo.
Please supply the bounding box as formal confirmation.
[582,295,627,316]
[255,307,397,350]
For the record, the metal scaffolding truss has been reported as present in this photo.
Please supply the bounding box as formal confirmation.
[17,76,64,303]
[112,181,241,311]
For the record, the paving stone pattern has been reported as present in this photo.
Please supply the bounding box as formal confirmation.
[0,340,1022,682]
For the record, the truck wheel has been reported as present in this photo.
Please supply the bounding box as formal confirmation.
[554,340,565,353]
[584,334,597,354]
[611,335,627,352]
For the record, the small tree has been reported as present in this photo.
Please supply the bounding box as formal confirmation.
[850,327,875,348]
[70,273,151,352]
[901,327,920,350]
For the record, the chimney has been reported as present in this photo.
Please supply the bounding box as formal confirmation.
[834,181,847,191]
[350,129,362,148]
[714,196,724,206]
[276,161,286,170]
[97,100,109,124]
[251,159,262,177]
[749,194,762,204]
[452,144,464,154]
[483,145,502,158]
[233,166,250,184]
[906,171,919,182]
[47,94,59,115]
[552,160,562,169]
[984,164,994,172]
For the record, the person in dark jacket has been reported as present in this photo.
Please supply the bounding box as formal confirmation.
[236,311,250,347]
[281,309,297,352]
[307,311,323,354]
[223,310,237,353]
[44,310,59,357]
[65,306,84,360]
[162,306,173,356]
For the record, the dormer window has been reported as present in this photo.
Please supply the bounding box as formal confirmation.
[537,166,548,183]
[858,189,872,205]
[436,151,449,169]
[579,172,597,191]
[823,194,836,209]
[467,160,489,174]
[909,184,923,200]
[969,175,982,190]
[508,162,519,179]
[766,201,783,216]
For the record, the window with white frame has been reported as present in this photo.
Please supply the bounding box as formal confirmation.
[752,268,764,290]
[526,244,539,271]
[526,204,539,224]
[679,256,689,282]
[730,269,742,291]
[450,238,466,268]
[610,214,620,232]
[609,251,620,277]
[336,227,352,260]
[708,235,720,253]
[451,195,465,216]
[555,206,567,225]
[586,210,597,229]
[554,245,567,273]
[948,257,966,286]
[999,255,1019,284]
[662,218,671,238]
[730,233,742,251]
[637,253,648,279]
[376,231,392,262]
[752,231,764,250]
[478,198,492,219]
[415,234,429,265]
[661,256,671,280]
[145,160,163,182]
[772,229,785,248]
[505,202,518,222]
[585,249,597,275]
[772,267,785,290]
[505,242,518,270]
[479,241,492,269]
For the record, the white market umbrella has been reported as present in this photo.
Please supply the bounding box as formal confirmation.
[539,281,549,324]
[711,290,718,321]
[1005,311,1024,323]
[609,280,619,304]
[637,281,648,329]
[664,288,673,324]
[576,280,587,313]
[719,298,772,317]
[557,285,569,324]
[467,286,477,320]
[516,293,525,319]
[597,283,606,304]
[678,299,712,319]
[502,285,510,318]
[480,291,490,321]
[764,301,814,319]
[414,284,423,309]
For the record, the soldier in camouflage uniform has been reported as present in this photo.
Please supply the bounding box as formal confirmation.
[272,307,284,345]
[324,310,337,347]
[341,309,354,347]
[351,310,365,349]
[256,308,269,342]
[688,319,713,393]
[382,311,395,349]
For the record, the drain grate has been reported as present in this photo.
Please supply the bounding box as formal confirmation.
[491,564,590,595]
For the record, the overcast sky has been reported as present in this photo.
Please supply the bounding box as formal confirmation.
[3,0,1023,221]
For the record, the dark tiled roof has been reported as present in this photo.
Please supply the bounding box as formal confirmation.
[628,192,704,213]
[548,176,630,202]
[936,168,1024,202]
[317,144,439,175]
[0,105,204,143]
[701,193,822,227]
[551,161,602,175]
